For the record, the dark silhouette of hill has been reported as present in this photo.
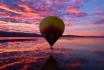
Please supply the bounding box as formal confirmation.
[0,31,41,37]
[62,35,104,38]
[0,31,104,38]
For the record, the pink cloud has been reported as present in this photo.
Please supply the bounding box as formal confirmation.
[66,6,86,17]
[95,7,104,15]
[71,0,86,3]
[21,0,30,2]
[94,7,104,24]
[47,0,66,2]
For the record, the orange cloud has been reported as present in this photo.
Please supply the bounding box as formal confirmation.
[0,5,21,14]
[18,4,33,12]
[0,11,7,15]
[0,22,39,33]
[0,4,40,17]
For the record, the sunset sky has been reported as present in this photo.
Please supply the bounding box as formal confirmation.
[0,0,104,36]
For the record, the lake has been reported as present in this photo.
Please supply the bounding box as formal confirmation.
[0,37,104,70]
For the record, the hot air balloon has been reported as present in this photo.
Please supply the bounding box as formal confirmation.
[39,16,65,48]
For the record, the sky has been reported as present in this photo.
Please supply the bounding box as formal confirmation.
[0,0,104,36]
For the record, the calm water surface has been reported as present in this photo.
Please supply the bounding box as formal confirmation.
[0,37,104,70]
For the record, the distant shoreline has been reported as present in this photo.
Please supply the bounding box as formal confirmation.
[62,35,104,38]
[0,31,104,38]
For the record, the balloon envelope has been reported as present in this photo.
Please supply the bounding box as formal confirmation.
[39,16,65,46]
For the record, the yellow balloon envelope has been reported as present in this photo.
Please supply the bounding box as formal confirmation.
[39,16,65,46]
